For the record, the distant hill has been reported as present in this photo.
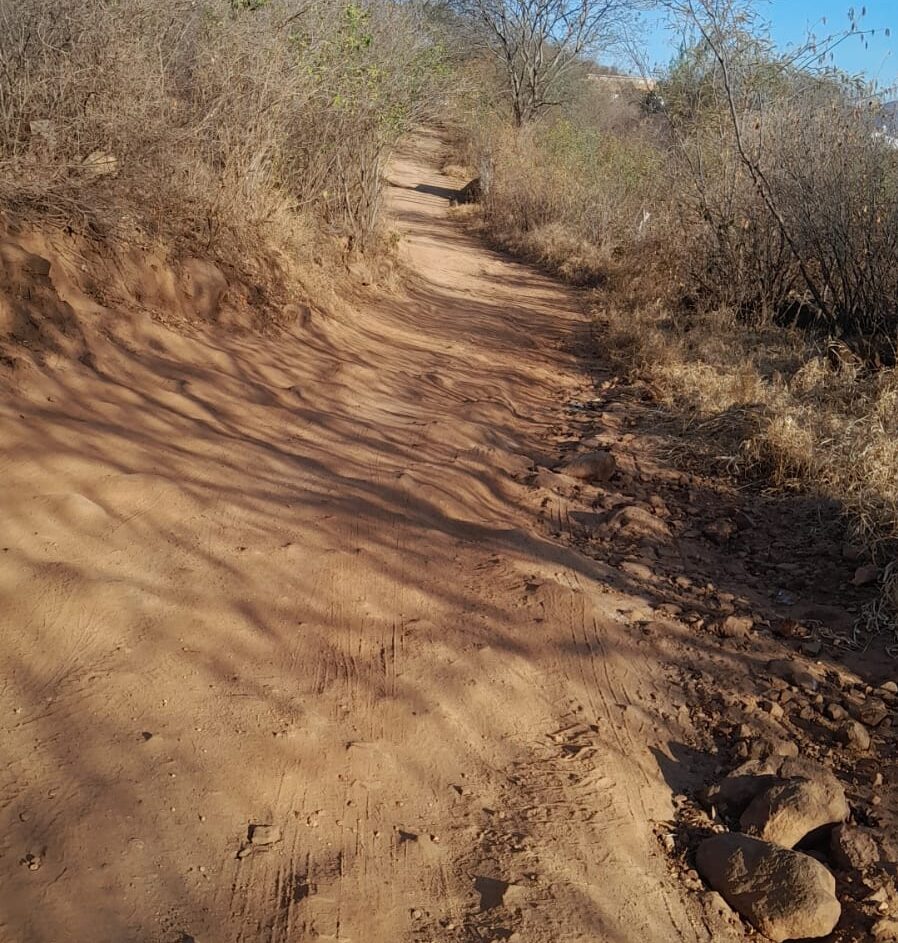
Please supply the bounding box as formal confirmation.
[586,73,655,93]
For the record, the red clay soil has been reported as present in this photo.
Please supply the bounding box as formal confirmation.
[0,130,894,943]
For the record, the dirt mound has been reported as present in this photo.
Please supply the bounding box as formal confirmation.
[0,217,307,376]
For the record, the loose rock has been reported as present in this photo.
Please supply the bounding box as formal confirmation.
[767,659,819,693]
[696,833,841,942]
[830,824,880,872]
[716,615,754,639]
[603,504,671,541]
[853,564,880,586]
[559,450,616,483]
[855,698,889,728]
[740,776,849,848]
[249,824,281,846]
[840,720,872,751]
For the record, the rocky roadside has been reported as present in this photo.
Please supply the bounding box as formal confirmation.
[524,371,898,942]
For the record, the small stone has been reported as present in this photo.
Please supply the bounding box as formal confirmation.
[740,776,849,848]
[825,703,848,722]
[559,450,616,483]
[840,721,871,751]
[696,834,841,942]
[853,564,880,586]
[704,519,737,544]
[768,659,818,692]
[760,700,785,721]
[249,824,282,846]
[830,824,880,871]
[856,698,889,727]
[881,681,898,695]
[717,615,754,639]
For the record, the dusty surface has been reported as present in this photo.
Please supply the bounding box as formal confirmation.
[0,130,895,943]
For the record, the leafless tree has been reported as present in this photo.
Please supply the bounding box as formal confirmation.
[449,0,638,125]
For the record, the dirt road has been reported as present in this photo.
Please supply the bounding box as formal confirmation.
[0,132,724,942]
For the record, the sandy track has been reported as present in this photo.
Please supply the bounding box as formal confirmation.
[0,131,721,942]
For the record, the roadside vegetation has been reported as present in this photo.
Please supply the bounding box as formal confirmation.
[441,0,898,633]
[0,0,448,286]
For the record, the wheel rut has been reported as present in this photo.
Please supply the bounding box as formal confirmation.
[0,130,718,942]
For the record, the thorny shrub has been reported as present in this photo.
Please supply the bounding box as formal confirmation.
[0,0,449,257]
[450,25,898,636]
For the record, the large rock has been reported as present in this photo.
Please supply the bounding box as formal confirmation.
[830,823,880,871]
[559,450,616,483]
[696,833,841,942]
[703,763,779,818]
[741,776,849,848]
[702,757,828,821]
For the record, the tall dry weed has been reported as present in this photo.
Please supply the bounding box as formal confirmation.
[0,0,448,263]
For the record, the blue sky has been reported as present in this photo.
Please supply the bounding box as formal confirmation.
[627,1,897,90]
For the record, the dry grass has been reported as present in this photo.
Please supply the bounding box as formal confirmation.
[451,53,898,638]
[600,296,898,585]
[0,0,446,292]
[475,121,665,285]
[605,296,898,648]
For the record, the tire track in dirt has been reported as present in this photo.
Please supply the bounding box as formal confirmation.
[0,130,725,942]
